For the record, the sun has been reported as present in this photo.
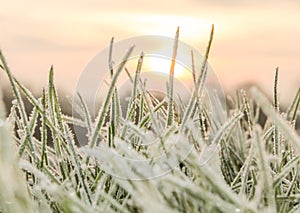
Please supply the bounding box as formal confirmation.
[142,55,190,79]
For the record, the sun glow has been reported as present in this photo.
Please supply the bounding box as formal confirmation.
[134,14,213,42]
[142,56,191,79]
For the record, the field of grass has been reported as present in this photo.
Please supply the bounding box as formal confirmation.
[0,27,300,213]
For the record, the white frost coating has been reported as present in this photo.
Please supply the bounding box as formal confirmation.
[0,119,4,127]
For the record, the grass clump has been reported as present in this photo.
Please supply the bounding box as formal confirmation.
[0,27,300,213]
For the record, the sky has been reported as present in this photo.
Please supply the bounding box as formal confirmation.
[0,0,300,105]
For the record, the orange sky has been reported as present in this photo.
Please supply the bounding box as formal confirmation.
[0,0,299,105]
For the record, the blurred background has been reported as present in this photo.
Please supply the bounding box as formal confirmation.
[0,0,299,108]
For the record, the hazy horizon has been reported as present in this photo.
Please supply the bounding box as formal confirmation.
[1,0,299,105]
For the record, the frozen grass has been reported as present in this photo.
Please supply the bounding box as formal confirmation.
[0,27,300,212]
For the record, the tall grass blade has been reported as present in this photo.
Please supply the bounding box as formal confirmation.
[89,45,135,148]
[0,51,37,162]
[273,68,281,155]
[251,87,300,153]
[167,27,179,127]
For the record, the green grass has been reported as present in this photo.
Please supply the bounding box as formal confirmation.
[0,27,300,212]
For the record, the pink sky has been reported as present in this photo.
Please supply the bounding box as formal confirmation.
[0,0,299,105]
